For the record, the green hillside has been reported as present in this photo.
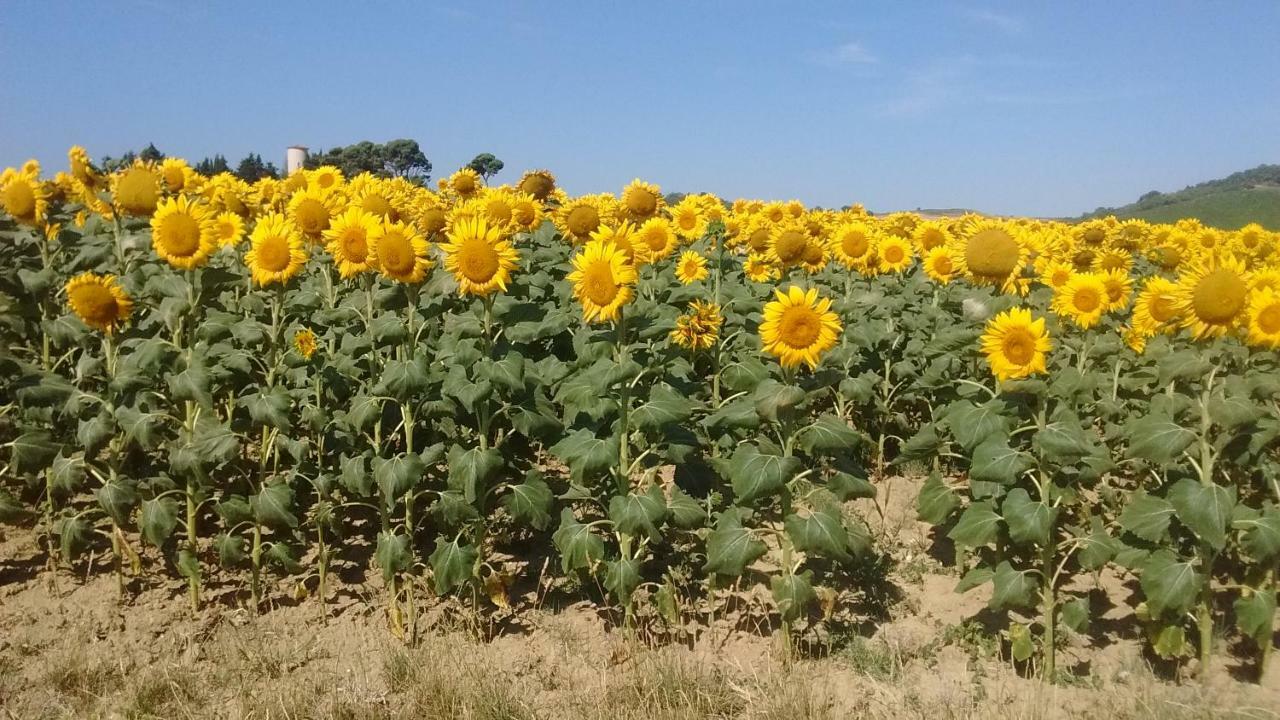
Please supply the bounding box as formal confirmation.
[1083,164,1280,230]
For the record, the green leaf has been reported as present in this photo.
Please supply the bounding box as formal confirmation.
[702,398,761,432]
[95,480,137,526]
[667,486,705,529]
[609,485,667,540]
[504,475,553,530]
[894,423,941,465]
[829,469,875,501]
[50,453,86,494]
[752,379,806,423]
[1118,491,1176,543]
[140,497,178,547]
[167,358,212,407]
[916,472,958,524]
[380,357,430,400]
[1009,622,1035,662]
[1077,522,1121,571]
[339,454,373,497]
[344,395,383,433]
[0,489,31,523]
[214,533,246,567]
[1149,623,1189,659]
[1235,508,1280,562]
[266,542,302,573]
[251,483,299,530]
[77,414,114,458]
[1208,394,1262,430]
[216,496,252,526]
[1234,590,1277,646]
[483,354,526,393]
[726,445,800,506]
[955,566,994,593]
[1167,479,1235,551]
[552,509,604,573]
[1001,488,1055,547]
[58,515,90,558]
[702,512,766,578]
[10,431,61,474]
[604,557,642,604]
[1059,597,1090,634]
[1034,416,1095,462]
[947,502,1001,548]
[770,572,816,622]
[374,452,426,507]
[432,490,480,528]
[990,561,1039,610]
[631,385,695,430]
[945,399,1011,451]
[447,445,503,503]
[115,405,164,449]
[1126,415,1196,465]
[1139,550,1202,618]
[795,415,860,455]
[429,538,478,595]
[548,428,618,482]
[244,387,292,430]
[784,508,852,563]
[969,437,1033,485]
[375,531,411,583]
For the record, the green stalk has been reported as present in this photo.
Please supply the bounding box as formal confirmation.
[1194,366,1220,673]
[1035,402,1057,681]
[615,309,630,494]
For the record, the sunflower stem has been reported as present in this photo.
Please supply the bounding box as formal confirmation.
[616,309,631,494]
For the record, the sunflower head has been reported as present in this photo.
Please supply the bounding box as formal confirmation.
[620,179,664,222]
[1173,255,1252,339]
[245,213,308,287]
[1247,288,1280,349]
[68,146,100,187]
[955,222,1026,291]
[675,250,709,285]
[1132,276,1181,339]
[555,195,612,244]
[66,273,132,334]
[980,307,1051,382]
[1052,272,1108,329]
[448,168,483,198]
[370,220,433,284]
[288,187,339,241]
[160,158,194,193]
[744,253,779,283]
[324,207,380,279]
[829,223,875,270]
[151,195,219,270]
[671,300,723,351]
[214,211,245,247]
[441,216,520,296]
[759,285,843,370]
[293,328,319,359]
[635,217,678,262]
[517,169,557,201]
[114,164,161,217]
[308,166,345,193]
[771,222,810,267]
[567,238,637,323]
[668,196,707,240]
[0,170,48,226]
[876,235,914,274]
[923,246,956,284]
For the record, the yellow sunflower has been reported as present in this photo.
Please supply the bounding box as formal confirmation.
[1131,276,1181,339]
[744,253,779,283]
[675,250,709,284]
[214,211,245,247]
[0,170,48,226]
[68,146,100,188]
[922,246,956,284]
[759,286,842,370]
[308,166,345,193]
[1052,273,1108,329]
[369,220,433,283]
[510,193,545,233]
[555,195,612,244]
[980,307,1051,382]
[742,217,775,255]
[159,157,195,193]
[65,273,132,334]
[668,196,708,240]
[150,195,218,270]
[799,238,829,274]
[952,221,1027,292]
[1038,259,1075,291]
[1246,288,1280,349]
[589,222,640,265]
[516,169,557,201]
[671,300,723,351]
[447,167,483,198]
[635,217,678,262]
[828,222,876,270]
[876,235,914,274]
[567,239,637,323]
[288,186,340,242]
[620,179,664,222]
[293,328,319,359]
[1172,254,1252,339]
[245,213,308,286]
[113,164,161,217]
[441,216,520,296]
[771,221,810,268]
[323,207,380,279]
[913,222,951,253]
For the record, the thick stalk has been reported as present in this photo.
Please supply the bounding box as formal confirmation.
[615,310,631,494]
[1194,369,1219,672]
[1035,402,1056,681]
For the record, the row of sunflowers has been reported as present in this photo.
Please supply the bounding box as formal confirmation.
[0,148,1277,681]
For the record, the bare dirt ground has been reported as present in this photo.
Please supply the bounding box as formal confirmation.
[1,475,1277,719]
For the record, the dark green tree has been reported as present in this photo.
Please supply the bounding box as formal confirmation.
[305,139,431,181]
[466,153,504,181]
[139,143,164,163]
[195,155,231,175]
[235,153,280,182]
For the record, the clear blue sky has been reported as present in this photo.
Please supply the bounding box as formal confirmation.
[2,1,1278,216]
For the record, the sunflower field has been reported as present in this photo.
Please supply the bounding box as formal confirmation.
[1,150,1279,683]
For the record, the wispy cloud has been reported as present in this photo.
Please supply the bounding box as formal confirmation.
[960,8,1026,35]
[807,42,879,67]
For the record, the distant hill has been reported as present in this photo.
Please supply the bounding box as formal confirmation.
[1083,164,1280,230]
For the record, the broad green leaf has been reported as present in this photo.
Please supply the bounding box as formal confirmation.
[1234,508,1280,562]
[1001,488,1055,547]
[140,497,178,547]
[1118,491,1175,543]
[608,485,667,540]
[1009,622,1035,662]
[216,495,252,526]
[251,482,299,530]
[1077,522,1121,571]
[1149,622,1189,659]
[375,531,411,582]
[214,533,246,566]
[1234,590,1277,646]
[955,566,994,593]
[95,480,138,526]
[916,472,958,524]
[167,358,212,407]
[504,475,553,530]
[945,399,1011,451]
[1033,416,1095,462]
[969,437,1033,485]
[753,380,805,423]
[244,387,292,430]
[1059,597,1090,633]
[58,515,90,558]
[784,508,851,563]
[549,428,618,482]
[429,538,478,595]
[0,489,31,523]
[115,405,164,449]
[374,452,426,507]
[50,453,86,494]
[726,445,800,505]
[1125,415,1196,465]
[1208,394,1262,430]
[432,490,480,528]
[1139,550,1202,618]
[667,485,705,529]
[1167,478,1235,551]
[631,385,695,430]
[990,560,1039,610]
[484,354,526,393]
[795,415,860,455]
[447,445,503,503]
[703,512,766,578]
[947,502,1001,548]
[340,454,373,497]
[380,357,430,400]
[894,423,941,465]
[10,431,61,474]
[604,557,642,603]
[770,572,816,622]
[77,414,113,457]
[552,509,604,573]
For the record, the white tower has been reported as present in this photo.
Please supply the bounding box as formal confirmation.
[286,146,308,175]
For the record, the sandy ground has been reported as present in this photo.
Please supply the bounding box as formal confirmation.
[1,475,1277,719]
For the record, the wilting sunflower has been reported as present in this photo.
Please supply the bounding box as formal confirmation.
[759,286,843,370]
[1131,276,1180,340]
[675,250,709,284]
[923,246,956,284]
[441,216,520,296]
[1172,254,1252,339]
[214,211,245,247]
[671,300,723,351]
[980,307,1051,382]
[151,195,219,270]
[68,145,100,188]
[0,170,48,226]
[876,235,914,274]
[516,169,557,200]
[1246,288,1280,349]
[113,164,161,217]
[324,207,379,279]
[620,179,664,222]
[1052,273,1108,329]
[65,273,132,334]
[288,186,340,242]
[669,197,708,240]
[555,195,611,244]
[744,253,779,283]
[447,167,483,198]
[245,213,308,286]
[567,239,637,323]
[293,328,319,359]
[771,221,810,268]
[829,223,876,270]
[369,220,433,283]
[953,222,1026,292]
[635,217,678,262]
